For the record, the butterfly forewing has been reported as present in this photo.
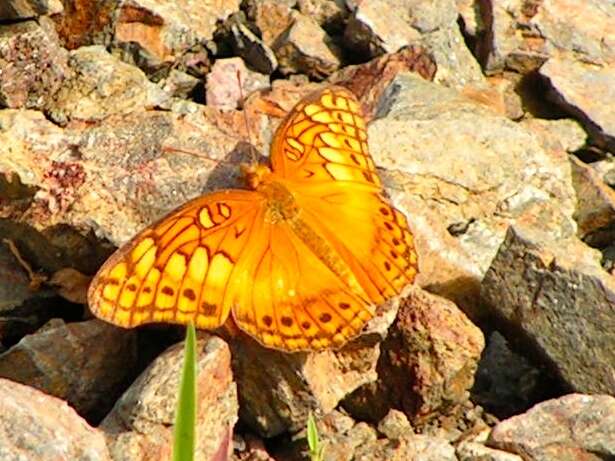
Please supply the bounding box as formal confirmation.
[87,190,264,329]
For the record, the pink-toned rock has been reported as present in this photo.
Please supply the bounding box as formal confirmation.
[0,18,70,109]
[344,287,484,424]
[102,335,238,461]
[0,377,111,460]
[206,57,270,110]
[488,394,615,460]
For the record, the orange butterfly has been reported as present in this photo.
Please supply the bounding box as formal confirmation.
[87,86,418,351]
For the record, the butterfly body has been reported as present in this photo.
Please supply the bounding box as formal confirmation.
[88,86,419,351]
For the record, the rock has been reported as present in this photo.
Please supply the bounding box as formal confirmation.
[51,0,115,50]
[329,46,437,120]
[540,57,615,151]
[244,0,295,47]
[0,318,137,421]
[480,0,615,74]
[488,394,615,460]
[369,73,576,313]
[0,242,54,346]
[296,0,349,33]
[354,433,457,461]
[481,225,615,394]
[232,433,276,461]
[206,57,270,110]
[377,409,413,439]
[456,0,485,38]
[160,69,201,99]
[570,156,615,246]
[471,332,545,419]
[273,12,342,79]
[273,410,378,461]
[0,0,63,20]
[457,439,523,461]
[0,378,111,460]
[519,118,587,156]
[101,335,237,461]
[344,287,484,424]
[343,0,421,59]
[47,45,169,124]
[0,107,247,246]
[230,290,401,437]
[223,14,278,75]
[111,0,240,71]
[421,24,486,88]
[0,19,70,109]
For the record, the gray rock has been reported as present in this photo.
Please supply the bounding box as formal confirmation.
[0,378,111,460]
[481,225,615,394]
[370,73,576,313]
[488,394,615,461]
[47,45,170,124]
[344,0,421,58]
[480,0,615,73]
[273,12,342,79]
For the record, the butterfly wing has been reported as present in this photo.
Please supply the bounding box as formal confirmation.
[270,86,381,190]
[87,190,264,329]
[269,86,419,307]
[228,218,375,351]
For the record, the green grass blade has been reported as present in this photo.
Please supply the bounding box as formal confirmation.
[172,322,197,461]
[307,412,324,461]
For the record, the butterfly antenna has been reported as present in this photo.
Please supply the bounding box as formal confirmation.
[236,70,257,165]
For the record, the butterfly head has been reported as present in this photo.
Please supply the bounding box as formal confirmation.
[241,163,273,190]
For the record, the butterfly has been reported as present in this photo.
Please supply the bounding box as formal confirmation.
[87,86,419,351]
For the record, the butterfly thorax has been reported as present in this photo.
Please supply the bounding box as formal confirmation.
[242,162,300,224]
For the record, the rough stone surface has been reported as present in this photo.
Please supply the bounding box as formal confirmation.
[0,0,63,20]
[246,0,295,47]
[273,12,342,79]
[540,57,615,151]
[471,332,545,419]
[0,19,70,109]
[354,433,457,461]
[0,318,137,421]
[570,156,615,245]
[111,0,240,69]
[457,439,523,461]
[47,45,169,124]
[225,15,278,75]
[329,46,437,120]
[344,287,484,424]
[206,57,270,110]
[488,394,615,461]
[480,0,615,73]
[344,0,421,59]
[102,335,238,461]
[370,73,576,313]
[481,225,615,394]
[0,378,111,461]
[0,107,248,246]
[231,289,401,437]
